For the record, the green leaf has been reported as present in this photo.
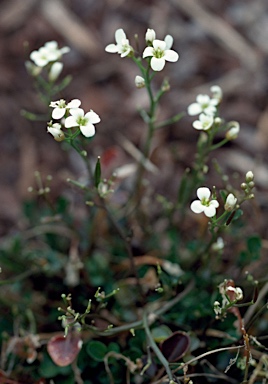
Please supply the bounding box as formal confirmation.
[94,156,102,188]
[86,340,108,361]
[151,325,172,343]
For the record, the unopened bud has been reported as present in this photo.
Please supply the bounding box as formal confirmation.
[48,62,63,82]
[246,171,254,182]
[145,28,156,43]
[226,121,240,140]
[135,75,145,88]
[224,193,237,211]
[47,123,65,142]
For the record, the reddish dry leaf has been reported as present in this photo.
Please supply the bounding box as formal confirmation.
[47,333,82,367]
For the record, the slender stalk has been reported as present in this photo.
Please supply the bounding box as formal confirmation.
[100,199,144,300]
[143,310,174,381]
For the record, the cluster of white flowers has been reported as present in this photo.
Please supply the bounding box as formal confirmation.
[27,41,70,82]
[190,187,238,218]
[47,98,100,140]
[30,41,70,68]
[105,28,179,73]
[188,86,222,131]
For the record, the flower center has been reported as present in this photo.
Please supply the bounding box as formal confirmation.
[77,117,88,126]
[201,198,210,207]
[153,48,164,59]
[58,99,66,108]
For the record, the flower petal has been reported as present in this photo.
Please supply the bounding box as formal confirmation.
[204,205,216,217]
[164,35,173,49]
[187,103,202,116]
[164,49,179,62]
[65,116,79,128]
[80,123,95,137]
[69,108,84,118]
[151,57,165,71]
[52,108,65,120]
[192,120,203,130]
[210,200,219,208]
[152,39,166,50]
[115,29,126,44]
[105,44,119,53]
[68,99,81,109]
[85,110,100,124]
[196,94,210,104]
[190,200,205,214]
[143,46,154,58]
[197,187,211,200]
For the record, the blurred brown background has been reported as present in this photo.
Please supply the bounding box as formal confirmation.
[0,0,268,237]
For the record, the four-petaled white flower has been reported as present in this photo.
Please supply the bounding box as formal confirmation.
[224,193,237,211]
[30,41,70,67]
[188,94,218,116]
[50,99,81,119]
[47,123,65,142]
[105,29,133,57]
[192,113,214,131]
[143,39,179,71]
[65,108,100,137]
[190,187,219,217]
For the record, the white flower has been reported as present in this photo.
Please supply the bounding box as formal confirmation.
[30,41,70,67]
[135,75,145,88]
[210,85,223,102]
[190,187,219,218]
[226,121,240,140]
[143,39,179,71]
[105,29,133,57]
[224,193,237,211]
[226,286,243,301]
[50,99,81,119]
[145,28,156,43]
[47,123,65,142]
[48,62,63,82]
[187,94,218,116]
[213,301,222,316]
[192,113,214,131]
[65,108,100,137]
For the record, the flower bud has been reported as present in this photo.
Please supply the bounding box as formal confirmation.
[25,60,42,77]
[145,28,156,43]
[210,85,223,102]
[246,171,254,182]
[49,62,63,82]
[212,237,224,251]
[135,75,145,88]
[226,121,240,140]
[47,123,65,142]
[224,193,237,211]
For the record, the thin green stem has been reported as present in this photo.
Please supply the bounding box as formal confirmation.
[143,310,173,381]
